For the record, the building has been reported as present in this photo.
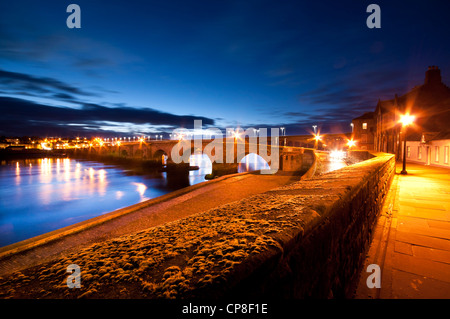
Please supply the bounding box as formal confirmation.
[284,133,351,150]
[404,132,450,168]
[351,112,375,150]
[353,66,450,161]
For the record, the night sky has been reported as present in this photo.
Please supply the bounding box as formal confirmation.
[1,0,450,138]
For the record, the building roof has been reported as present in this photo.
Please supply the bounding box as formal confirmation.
[408,130,450,142]
[374,66,450,133]
[352,111,374,121]
[428,131,450,141]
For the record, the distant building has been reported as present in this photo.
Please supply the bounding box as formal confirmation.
[284,133,351,150]
[351,112,375,150]
[353,66,450,162]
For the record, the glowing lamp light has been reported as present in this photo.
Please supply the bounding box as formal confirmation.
[347,139,356,148]
[399,113,415,126]
[330,150,345,159]
[399,112,415,175]
[314,134,322,141]
[40,143,52,151]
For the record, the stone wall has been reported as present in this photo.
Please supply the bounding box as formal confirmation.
[348,149,375,162]
[231,152,395,298]
[0,152,395,299]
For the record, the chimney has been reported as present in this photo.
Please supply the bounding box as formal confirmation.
[425,66,442,85]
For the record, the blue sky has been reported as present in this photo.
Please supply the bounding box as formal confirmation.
[1,0,450,137]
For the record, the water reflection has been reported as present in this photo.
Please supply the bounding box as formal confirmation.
[238,153,270,173]
[189,153,212,185]
[131,182,148,201]
[0,157,212,247]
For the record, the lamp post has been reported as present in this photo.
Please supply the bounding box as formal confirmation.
[399,113,415,175]
[280,127,285,146]
[314,134,321,149]
[347,139,355,149]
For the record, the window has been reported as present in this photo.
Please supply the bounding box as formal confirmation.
[418,146,422,160]
[435,146,440,162]
[407,146,411,158]
[445,146,449,164]
[362,122,367,130]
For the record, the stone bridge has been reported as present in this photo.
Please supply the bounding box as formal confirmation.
[79,137,315,177]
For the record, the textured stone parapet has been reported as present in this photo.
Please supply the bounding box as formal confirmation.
[0,152,395,299]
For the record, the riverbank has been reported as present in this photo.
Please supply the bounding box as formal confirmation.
[0,148,67,160]
[0,170,300,277]
[0,152,393,299]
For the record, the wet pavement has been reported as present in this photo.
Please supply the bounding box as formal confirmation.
[355,162,450,299]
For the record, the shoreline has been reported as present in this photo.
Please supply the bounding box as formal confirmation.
[0,169,299,277]
[0,170,251,259]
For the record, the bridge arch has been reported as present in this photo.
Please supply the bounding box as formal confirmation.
[171,144,217,165]
[189,152,212,180]
[238,153,270,173]
[153,149,168,165]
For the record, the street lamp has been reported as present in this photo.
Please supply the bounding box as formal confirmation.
[399,113,415,175]
[280,127,285,146]
[312,125,317,135]
[347,139,356,148]
[314,134,322,149]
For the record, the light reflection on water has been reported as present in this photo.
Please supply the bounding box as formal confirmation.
[0,157,207,247]
[188,153,212,185]
[238,153,270,173]
[0,154,269,247]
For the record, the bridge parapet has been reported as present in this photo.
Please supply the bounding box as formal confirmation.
[78,138,311,176]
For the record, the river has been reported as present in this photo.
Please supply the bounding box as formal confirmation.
[0,154,269,247]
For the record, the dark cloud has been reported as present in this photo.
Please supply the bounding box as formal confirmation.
[0,96,215,137]
[0,69,97,99]
[296,68,412,125]
[284,111,310,118]
[73,57,114,69]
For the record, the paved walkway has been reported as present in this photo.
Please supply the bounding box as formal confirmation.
[355,162,450,299]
